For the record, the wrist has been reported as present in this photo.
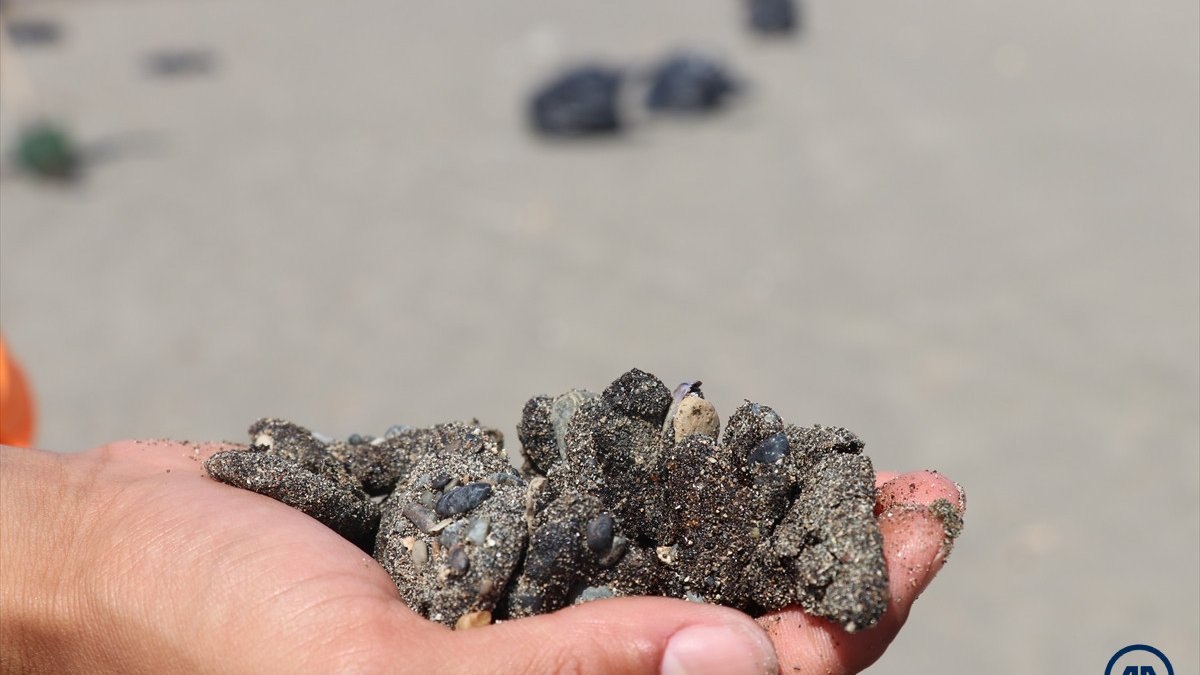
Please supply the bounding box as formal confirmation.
[0,447,95,671]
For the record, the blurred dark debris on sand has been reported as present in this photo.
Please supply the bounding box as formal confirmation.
[528,1,797,137]
[144,48,217,78]
[747,0,800,35]
[646,51,739,113]
[13,121,81,182]
[528,52,742,138]
[4,16,61,47]
[529,66,624,136]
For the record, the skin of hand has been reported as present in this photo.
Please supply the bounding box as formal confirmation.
[0,441,965,675]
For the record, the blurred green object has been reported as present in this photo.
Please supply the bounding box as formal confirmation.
[15,122,80,180]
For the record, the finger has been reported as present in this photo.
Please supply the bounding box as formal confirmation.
[874,471,899,489]
[432,596,779,675]
[757,470,965,674]
[875,470,965,516]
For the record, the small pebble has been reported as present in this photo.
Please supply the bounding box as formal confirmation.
[419,490,438,509]
[749,432,789,464]
[454,610,492,630]
[466,517,491,546]
[586,513,615,554]
[385,424,413,439]
[435,482,493,517]
[447,544,471,576]
[431,473,453,491]
[402,502,442,533]
[348,434,367,445]
[656,545,678,565]
[551,390,597,461]
[439,521,466,548]
[488,471,522,487]
[410,539,429,569]
[575,586,616,603]
[672,396,721,442]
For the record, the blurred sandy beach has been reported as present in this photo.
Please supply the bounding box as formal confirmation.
[1,1,1197,672]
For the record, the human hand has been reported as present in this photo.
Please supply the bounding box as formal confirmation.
[0,441,964,674]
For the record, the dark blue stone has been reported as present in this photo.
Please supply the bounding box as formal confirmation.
[749,432,789,464]
[435,482,493,517]
[646,53,737,113]
[530,67,622,135]
[586,513,615,554]
[748,0,798,34]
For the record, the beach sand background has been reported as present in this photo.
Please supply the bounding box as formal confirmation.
[2,1,1197,672]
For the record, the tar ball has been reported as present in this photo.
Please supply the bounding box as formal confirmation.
[747,0,800,35]
[645,52,738,113]
[529,67,623,135]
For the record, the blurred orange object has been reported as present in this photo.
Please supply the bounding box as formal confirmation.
[0,335,37,447]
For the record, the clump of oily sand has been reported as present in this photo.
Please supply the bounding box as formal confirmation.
[205,368,890,631]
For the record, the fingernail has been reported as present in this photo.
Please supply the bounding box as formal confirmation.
[661,623,777,675]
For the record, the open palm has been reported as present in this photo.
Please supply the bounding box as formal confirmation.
[3,440,963,674]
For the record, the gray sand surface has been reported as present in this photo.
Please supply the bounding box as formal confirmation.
[2,1,1197,672]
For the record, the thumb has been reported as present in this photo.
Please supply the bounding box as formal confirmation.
[439,596,778,675]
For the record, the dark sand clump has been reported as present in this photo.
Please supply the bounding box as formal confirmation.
[204,368,889,631]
